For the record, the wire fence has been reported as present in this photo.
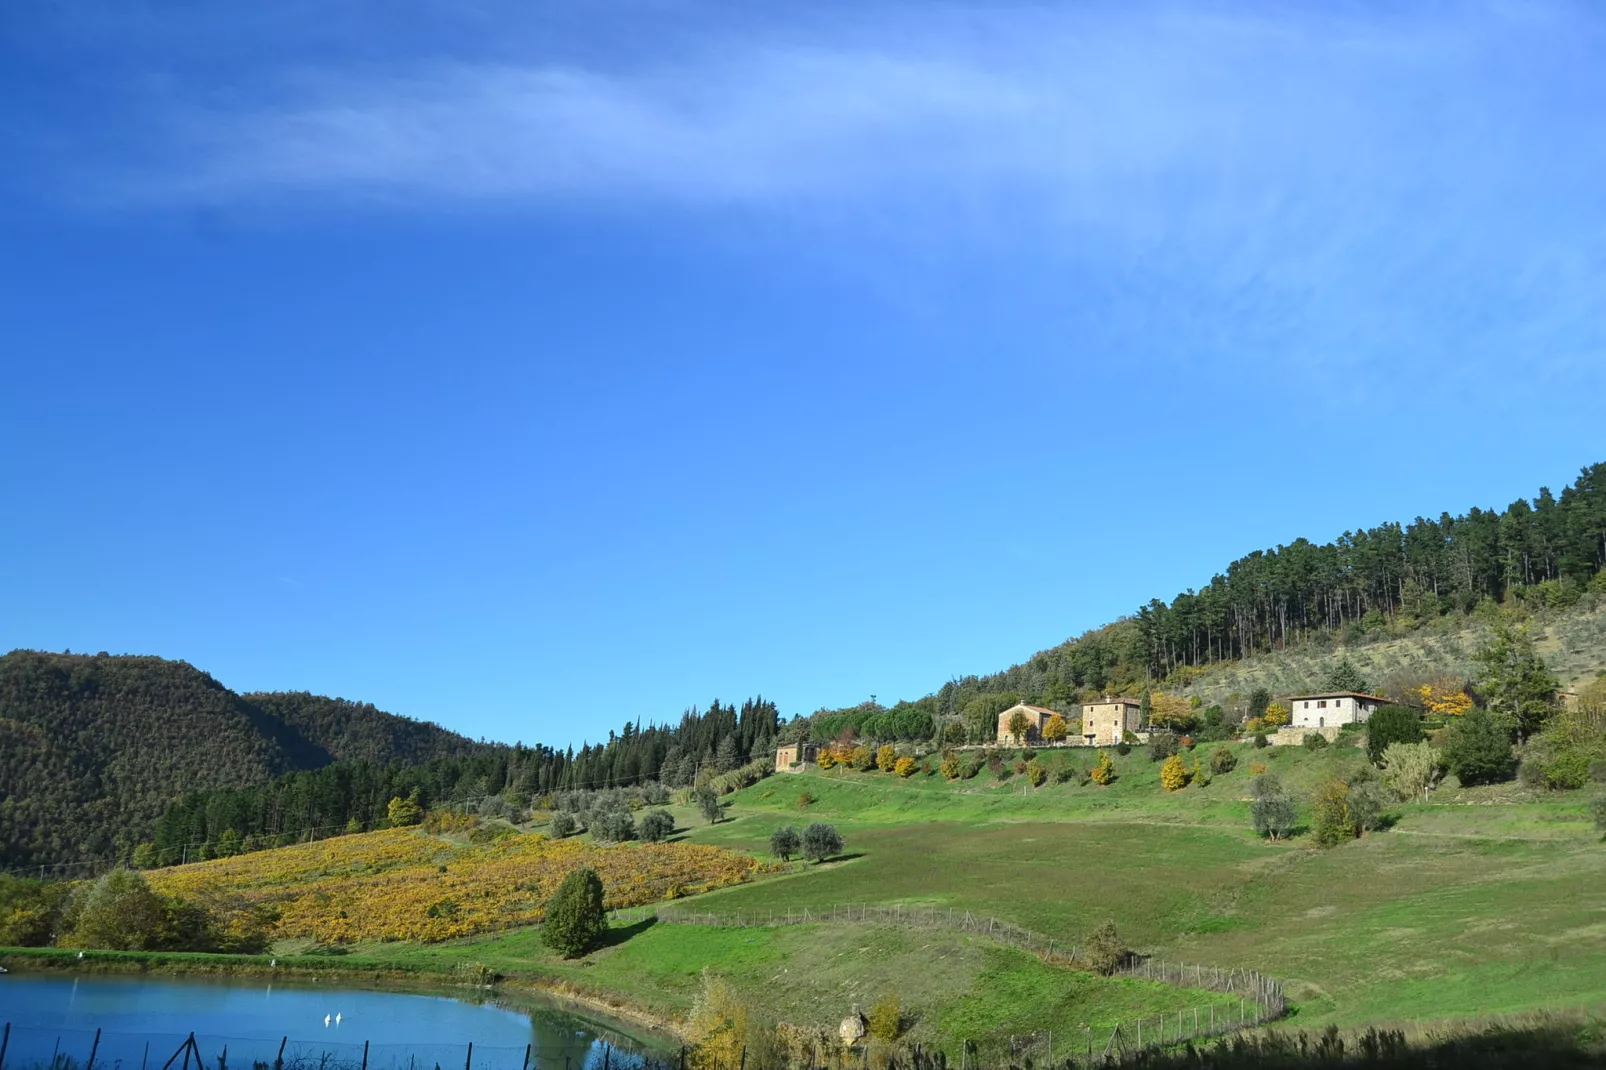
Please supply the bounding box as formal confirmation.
[612,903,1283,1015]
[607,902,1287,1060]
[0,1025,667,1070]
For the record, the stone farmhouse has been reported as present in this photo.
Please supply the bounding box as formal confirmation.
[775,741,820,772]
[1289,691,1387,729]
[995,703,1060,744]
[1081,697,1143,746]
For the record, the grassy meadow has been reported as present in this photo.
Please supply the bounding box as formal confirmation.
[663,743,1606,1028]
[13,734,1606,1053]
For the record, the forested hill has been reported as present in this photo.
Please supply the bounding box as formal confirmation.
[0,651,487,869]
[920,462,1606,716]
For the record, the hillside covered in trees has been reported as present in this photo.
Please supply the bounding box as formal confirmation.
[0,651,488,869]
[0,645,785,871]
[919,463,1606,716]
[147,696,783,865]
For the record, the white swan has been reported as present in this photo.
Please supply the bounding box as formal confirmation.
[324,1015,331,1026]
[335,1013,342,1025]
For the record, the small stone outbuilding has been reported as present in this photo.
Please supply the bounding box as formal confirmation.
[775,741,819,772]
[995,703,1060,744]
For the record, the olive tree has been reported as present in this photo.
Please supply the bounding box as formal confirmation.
[695,785,723,825]
[1380,742,1442,802]
[638,810,675,843]
[769,825,802,862]
[801,822,844,863]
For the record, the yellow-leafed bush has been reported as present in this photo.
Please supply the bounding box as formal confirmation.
[1160,753,1190,791]
[1090,752,1115,785]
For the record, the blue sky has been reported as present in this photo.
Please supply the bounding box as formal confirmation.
[2,1,1604,746]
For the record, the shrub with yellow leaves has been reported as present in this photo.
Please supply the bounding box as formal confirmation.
[1090,752,1116,785]
[1160,753,1190,791]
[1414,681,1474,717]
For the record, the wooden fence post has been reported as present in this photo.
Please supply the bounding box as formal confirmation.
[362,1042,370,1070]
[87,1028,102,1070]
[465,1042,473,1070]
[0,1022,9,1070]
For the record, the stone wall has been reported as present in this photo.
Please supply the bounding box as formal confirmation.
[1269,725,1341,747]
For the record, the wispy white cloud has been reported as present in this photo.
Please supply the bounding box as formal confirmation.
[42,1,1606,393]
[133,3,1603,218]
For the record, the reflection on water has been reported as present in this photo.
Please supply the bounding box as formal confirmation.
[0,974,670,1070]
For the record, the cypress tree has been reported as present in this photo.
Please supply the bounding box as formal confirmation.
[542,867,607,958]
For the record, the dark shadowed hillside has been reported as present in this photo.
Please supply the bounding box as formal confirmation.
[242,691,492,766]
[0,651,485,869]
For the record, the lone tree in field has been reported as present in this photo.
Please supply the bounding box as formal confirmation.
[548,811,577,838]
[1085,919,1129,976]
[543,867,607,958]
[770,825,801,862]
[1310,777,1355,846]
[695,784,723,824]
[801,822,844,863]
[1250,773,1295,840]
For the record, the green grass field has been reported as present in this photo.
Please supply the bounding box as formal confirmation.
[13,735,1604,1054]
[306,738,1606,1045]
[664,747,1606,1029]
[348,921,1226,1054]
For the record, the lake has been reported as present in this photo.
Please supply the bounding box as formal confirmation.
[0,973,670,1070]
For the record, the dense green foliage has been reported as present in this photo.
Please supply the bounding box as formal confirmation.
[1444,708,1517,785]
[147,698,776,866]
[638,809,675,843]
[1472,621,1561,737]
[0,651,484,869]
[1365,705,1424,763]
[542,866,606,958]
[0,868,267,953]
[0,875,69,945]
[800,822,843,863]
[769,825,801,861]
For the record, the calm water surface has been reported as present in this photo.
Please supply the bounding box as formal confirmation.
[0,973,664,1070]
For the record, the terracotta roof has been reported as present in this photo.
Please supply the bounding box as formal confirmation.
[1001,704,1059,717]
[1289,691,1389,704]
[1087,698,1141,707]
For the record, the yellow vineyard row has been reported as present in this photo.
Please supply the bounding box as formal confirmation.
[148,827,771,944]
